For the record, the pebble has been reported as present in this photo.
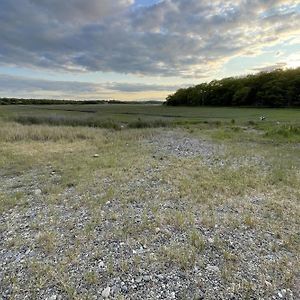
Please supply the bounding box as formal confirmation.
[102,287,111,298]
[278,289,286,298]
[155,227,161,233]
[34,189,42,196]
[136,276,143,283]
[93,154,99,158]
[205,265,220,273]
[208,238,214,244]
[265,280,272,287]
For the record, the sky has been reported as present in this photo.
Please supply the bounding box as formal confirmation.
[0,0,299,101]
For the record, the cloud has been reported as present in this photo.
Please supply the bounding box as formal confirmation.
[0,74,179,99]
[251,62,287,72]
[0,0,299,79]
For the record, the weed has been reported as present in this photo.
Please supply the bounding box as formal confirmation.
[189,229,206,251]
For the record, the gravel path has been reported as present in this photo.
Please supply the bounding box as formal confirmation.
[0,131,299,300]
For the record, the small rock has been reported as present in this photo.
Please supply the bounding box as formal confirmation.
[156,274,164,280]
[278,289,286,298]
[34,189,42,196]
[93,154,100,158]
[205,265,220,272]
[265,280,272,288]
[155,227,161,234]
[143,275,151,282]
[102,287,110,298]
[207,238,214,244]
[136,276,143,283]
[98,261,105,268]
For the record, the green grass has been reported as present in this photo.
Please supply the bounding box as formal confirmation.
[1,103,300,124]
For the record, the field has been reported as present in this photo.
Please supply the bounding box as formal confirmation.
[0,104,299,299]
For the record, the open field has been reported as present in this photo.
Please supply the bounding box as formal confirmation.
[0,104,300,299]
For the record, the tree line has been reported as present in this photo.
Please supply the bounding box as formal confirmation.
[165,67,300,107]
[0,98,108,105]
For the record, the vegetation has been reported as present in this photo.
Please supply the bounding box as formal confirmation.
[0,98,163,105]
[0,98,107,105]
[0,104,299,298]
[166,68,300,107]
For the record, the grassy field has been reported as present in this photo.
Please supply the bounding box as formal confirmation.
[0,104,299,299]
[1,103,300,124]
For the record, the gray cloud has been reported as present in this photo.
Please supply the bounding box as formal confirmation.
[251,62,287,72]
[0,75,179,98]
[0,0,299,78]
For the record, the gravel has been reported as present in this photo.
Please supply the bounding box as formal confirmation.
[0,130,299,299]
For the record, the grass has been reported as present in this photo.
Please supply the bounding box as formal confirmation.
[0,104,299,299]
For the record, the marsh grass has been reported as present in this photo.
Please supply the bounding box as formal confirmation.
[13,114,122,130]
[264,124,300,141]
[12,114,172,129]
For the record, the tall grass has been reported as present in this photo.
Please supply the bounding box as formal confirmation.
[264,125,300,141]
[12,115,171,129]
[0,122,98,142]
[13,115,122,130]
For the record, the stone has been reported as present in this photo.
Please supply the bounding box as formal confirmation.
[34,189,42,196]
[205,265,220,272]
[102,287,110,298]
[155,227,161,233]
[278,289,286,298]
[136,276,143,283]
[265,280,272,288]
[93,154,99,158]
[208,238,214,244]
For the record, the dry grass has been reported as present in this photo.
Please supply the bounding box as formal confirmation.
[0,113,299,299]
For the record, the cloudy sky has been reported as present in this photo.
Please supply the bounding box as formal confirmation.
[0,0,299,100]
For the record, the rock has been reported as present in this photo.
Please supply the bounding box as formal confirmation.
[136,276,143,283]
[155,227,161,234]
[208,238,214,244]
[34,189,42,196]
[156,274,164,280]
[102,287,110,298]
[265,280,272,288]
[93,154,99,158]
[205,265,220,272]
[278,289,286,298]
[143,275,151,282]
[98,261,105,268]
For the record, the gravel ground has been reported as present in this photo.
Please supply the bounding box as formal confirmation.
[0,130,299,299]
